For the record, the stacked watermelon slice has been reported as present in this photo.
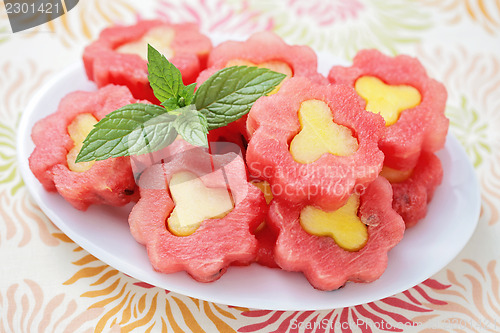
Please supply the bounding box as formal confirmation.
[29,21,448,290]
[29,85,140,210]
[83,20,212,103]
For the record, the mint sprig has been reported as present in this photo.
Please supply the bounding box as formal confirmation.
[76,44,286,163]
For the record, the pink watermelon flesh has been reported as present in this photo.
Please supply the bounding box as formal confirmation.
[207,122,248,158]
[391,151,443,227]
[254,222,280,269]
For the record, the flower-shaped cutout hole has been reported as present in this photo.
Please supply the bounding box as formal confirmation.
[300,194,368,252]
[116,26,175,60]
[167,171,234,236]
[290,99,359,163]
[355,76,421,126]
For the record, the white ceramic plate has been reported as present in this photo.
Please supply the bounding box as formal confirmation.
[17,53,480,311]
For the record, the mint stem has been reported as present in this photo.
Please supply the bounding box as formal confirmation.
[178,97,186,108]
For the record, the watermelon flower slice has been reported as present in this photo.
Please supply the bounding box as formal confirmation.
[197,31,327,87]
[83,20,212,103]
[28,85,139,211]
[128,140,267,283]
[269,177,405,291]
[328,49,449,170]
[197,31,328,143]
[388,151,444,228]
[246,77,385,211]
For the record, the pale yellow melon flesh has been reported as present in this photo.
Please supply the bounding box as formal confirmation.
[67,113,98,172]
[253,180,273,204]
[116,26,175,60]
[300,195,368,251]
[253,180,273,232]
[289,99,359,164]
[225,59,292,95]
[167,171,234,236]
[380,165,413,183]
[354,76,421,126]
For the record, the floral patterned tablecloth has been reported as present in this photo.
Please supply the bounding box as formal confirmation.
[1,1,499,332]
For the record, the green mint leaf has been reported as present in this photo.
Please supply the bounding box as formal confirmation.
[197,111,208,130]
[76,103,177,162]
[147,44,183,102]
[194,66,286,130]
[126,113,178,156]
[173,106,208,147]
[161,97,181,112]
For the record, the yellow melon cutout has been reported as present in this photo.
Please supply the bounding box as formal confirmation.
[380,165,413,183]
[354,76,421,126]
[225,59,292,94]
[67,113,98,172]
[253,180,273,232]
[116,26,175,60]
[253,180,273,204]
[167,171,234,236]
[289,99,359,164]
[300,195,368,251]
